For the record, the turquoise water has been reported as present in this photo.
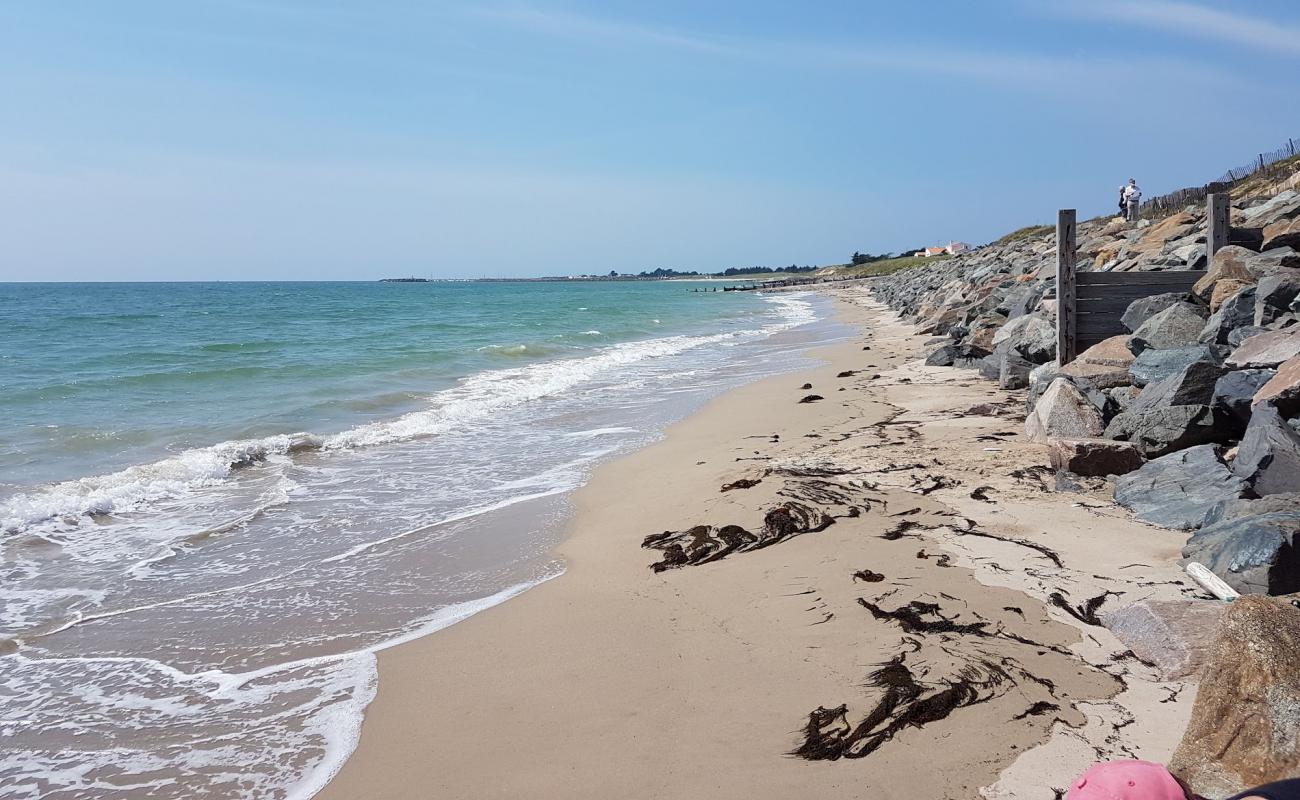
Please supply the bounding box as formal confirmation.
[1,281,767,489]
[0,279,839,800]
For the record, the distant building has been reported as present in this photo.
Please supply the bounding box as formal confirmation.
[913,242,971,258]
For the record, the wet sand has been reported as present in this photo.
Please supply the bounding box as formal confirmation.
[317,288,1195,800]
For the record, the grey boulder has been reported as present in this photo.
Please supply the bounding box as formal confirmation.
[1211,368,1277,428]
[1104,404,1227,458]
[1181,512,1300,595]
[1129,345,1222,388]
[1121,292,1193,333]
[1233,404,1300,496]
[1114,444,1248,529]
[1129,304,1210,355]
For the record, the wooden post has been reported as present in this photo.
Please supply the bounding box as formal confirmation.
[1056,209,1077,365]
[1207,192,1230,265]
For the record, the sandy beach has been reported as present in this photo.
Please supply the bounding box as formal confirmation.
[318,288,1197,800]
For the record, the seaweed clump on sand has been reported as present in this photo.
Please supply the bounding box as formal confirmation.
[792,653,1011,760]
[642,501,833,572]
[643,477,879,572]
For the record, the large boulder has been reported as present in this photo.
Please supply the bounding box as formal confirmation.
[925,342,991,367]
[1114,444,1248,529]
[1127,360,1228,413]
[999,351,1034,390]
[1209,278,1252,312]
[1129,345,1221,387]
[1253,354,1300,415]
[1121,292,1193,333]
[1255,274,1300,327]
[1194,245,1258,299]
[1226,330,1300,369]
[1170,598,1300,797]
[1025,378,1105,443]
[1199,286,1257,344]
[1194,245,1300,298]
[1104,404,1226,458]
[1181,513,1300,596]
[1262,217,1300,251]
[1058,336,1136,389]
[1233,404,1300,496]
[1204,493,1300,527]
[992,313,1055,363]
[1100,600,1226,681]
[1212,368,1277,428]
[1128,304,1209,355]
[1046,437,1144,477]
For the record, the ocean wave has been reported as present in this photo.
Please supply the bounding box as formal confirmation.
[0,294,815,533]
[0,571,561,800]
[0,435,320,534]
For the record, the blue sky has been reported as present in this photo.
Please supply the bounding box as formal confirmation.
[2,1,1300,281]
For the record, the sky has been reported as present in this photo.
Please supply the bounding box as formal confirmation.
[2,1,1300,281]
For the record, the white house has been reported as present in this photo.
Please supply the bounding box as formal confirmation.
[946,241,972,255]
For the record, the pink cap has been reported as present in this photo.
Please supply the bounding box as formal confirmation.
[1067,760,1186,800]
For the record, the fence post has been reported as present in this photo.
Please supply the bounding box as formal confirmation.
[1207,192,1230,265]
[1291,138,1296,157]
[1259,153,1266,171]
[1056,209,1077,365]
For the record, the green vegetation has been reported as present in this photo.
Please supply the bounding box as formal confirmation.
[832,254,947,278]
[994,224,1053,246]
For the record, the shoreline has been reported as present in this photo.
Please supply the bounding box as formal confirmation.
[317,287,1195,800]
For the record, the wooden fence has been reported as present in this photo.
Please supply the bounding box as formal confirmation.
[1056,204,1214,364]
[1139,135,1298,220]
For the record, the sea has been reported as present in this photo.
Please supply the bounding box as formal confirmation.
[0,280,843,799]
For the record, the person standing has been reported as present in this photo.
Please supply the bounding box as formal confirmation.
[1122,178,1142,222]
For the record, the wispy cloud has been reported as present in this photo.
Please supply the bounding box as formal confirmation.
[469,4,1235,94]
[1052,0,1300,57]
[469,6,741,56]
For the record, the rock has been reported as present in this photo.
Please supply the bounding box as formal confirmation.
[1228,325,1268,348]
[992,313,1056,363]
[1255,274,1300,327]
[1233,404,1300,496]
[1209,278,1251,312]
[1129,345,1221,387]
[1026,362,1059,410]
[1194,245,1258,299]
[1128,304,1208,355]
[1227,330,1300,368]
[999,351,1034,389]
[925,342,991,367]
[1114,444,1248,529]
[1262,216,1300,251]
[1212,368,1277,428]
[1059,336,1136,389]
[1253,355,1300,415]
[1238,190,1300,227]
[1046,437,1144,477]
[1170,598,1300,797]
[1128,361,1228,413]
[1025,378,1106,443]
[1107,385,1141,411]
[1100,600,1226,681]
[1204,493,1300,527]
[1120,292,1192,333]
[1182,514,1300,596]
[1104,405,1227,458]
[1199,286,1256,344]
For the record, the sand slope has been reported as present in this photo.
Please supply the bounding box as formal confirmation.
[317,289,1195,800]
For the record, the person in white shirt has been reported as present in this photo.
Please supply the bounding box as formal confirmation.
[1122,178,1142,222]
